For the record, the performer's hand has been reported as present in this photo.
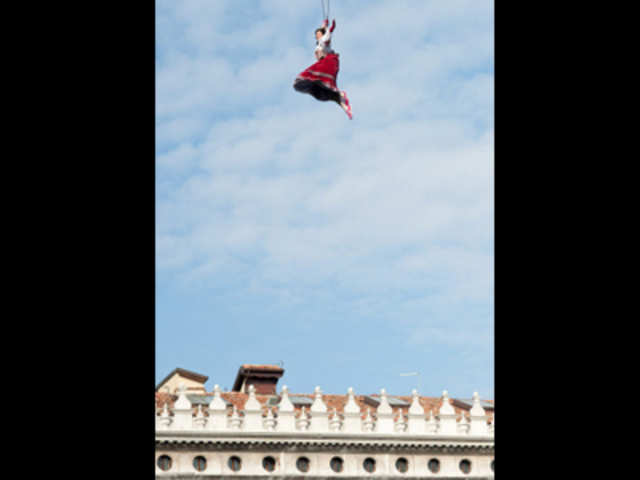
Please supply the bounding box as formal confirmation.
[330,19,336,32]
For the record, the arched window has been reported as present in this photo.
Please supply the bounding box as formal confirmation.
[459,459,472,474]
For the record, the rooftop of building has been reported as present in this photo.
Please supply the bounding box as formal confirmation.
[156,364,493,421]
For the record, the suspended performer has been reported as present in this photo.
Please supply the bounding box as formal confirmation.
[293,18,352,119]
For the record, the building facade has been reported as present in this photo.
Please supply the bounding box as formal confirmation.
[155,365,494,479]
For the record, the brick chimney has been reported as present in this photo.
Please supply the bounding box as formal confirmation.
[231,364,284,395]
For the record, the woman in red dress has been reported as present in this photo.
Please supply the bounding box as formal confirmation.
[293,18,352,119]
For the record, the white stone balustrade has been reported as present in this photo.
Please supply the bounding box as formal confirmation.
[155,386,493,438]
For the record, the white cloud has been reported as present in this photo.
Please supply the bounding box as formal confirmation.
[156,0,494,388]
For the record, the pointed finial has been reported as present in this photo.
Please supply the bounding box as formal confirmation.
[279,385,294,412]
[439,389,455,415]
[409,388,423,415]
[344,386,360,414]
[174,383,191,409]
[470,391,486,417]
[378,387,392,415]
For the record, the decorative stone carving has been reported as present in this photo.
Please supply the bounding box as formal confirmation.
[296,407,310,431]
[172,384,193,430]
[343,387,361,433]
[263,407,277,431]
[208,384,227,431]
[310,386,329,432]
[228,405,242,430]
[469,391,489,436]
[158,402,172,430]
[407,389,425,433]
[193,404,206,429]
[277,385,296,431]
[394,409,407,432]
[243,385,263,431]
[362,408,375,432]
[438,390,457,436]
[329,408,342,432]
[376,388,394,434]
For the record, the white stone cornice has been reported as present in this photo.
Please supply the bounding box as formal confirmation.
[155,429,494,445]
[154,433,495,454]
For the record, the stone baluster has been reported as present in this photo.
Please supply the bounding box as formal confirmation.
[362,408,375,432]
[469,392,489,436]
[157,402,172,430]
[425,409,438,434]
[329,408,342,432]
[376,388,394,434]
[243,385,263,431]
[263,407,277,431]
[438,390,457,435]
[208,384,228,431]
[277,385,296,432]
[394,409,407,432]
[310,386,329,432]
[228,405,242,430]
[489,411,494,435]
[172,384,193,430]
[407,389,425,433]
[193,404,206,429]
[342,387,361,433]
[457,410,470,434]
[296,407,311,431]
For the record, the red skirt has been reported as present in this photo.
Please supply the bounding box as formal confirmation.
[293,53,341,102]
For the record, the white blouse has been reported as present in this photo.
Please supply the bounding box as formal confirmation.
[315,28,334,58]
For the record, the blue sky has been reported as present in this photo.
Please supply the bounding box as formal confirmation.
[156,0,494,400]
